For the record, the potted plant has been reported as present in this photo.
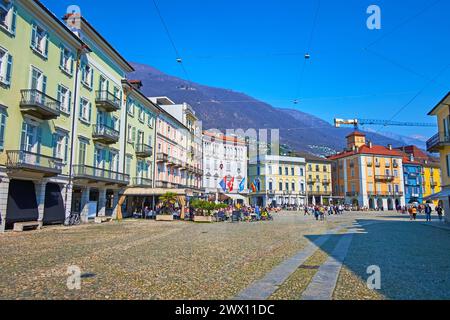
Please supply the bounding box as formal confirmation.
[156,192,177,221]
[191,200,221,223]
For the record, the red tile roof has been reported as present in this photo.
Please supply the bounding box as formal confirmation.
[328,144,404,160]
[346,131,366,138]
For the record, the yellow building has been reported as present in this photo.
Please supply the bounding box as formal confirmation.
[293,152,332,205]
[426,92,450,221]
[329,132,406,210]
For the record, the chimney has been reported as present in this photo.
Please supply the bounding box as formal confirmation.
[367,141,373,148]
[387,144,392,150]
[128,80,143,90]
[409,154,414,162]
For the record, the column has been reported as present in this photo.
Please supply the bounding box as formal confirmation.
[111,191,119,219]
[62,183,73,219]
[97,188,107,217]
[80,187,90,223]
[35,181,47,223]
[444,198,450,223]
[0,177,10,233]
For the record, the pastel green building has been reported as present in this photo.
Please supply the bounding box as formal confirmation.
[0,0,87,231]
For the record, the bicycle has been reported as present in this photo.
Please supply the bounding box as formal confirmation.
[64,212,81,226]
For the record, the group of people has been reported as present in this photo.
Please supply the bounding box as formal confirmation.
[398,203,444,222]
[303,205,345,221]
[215,204,274,222]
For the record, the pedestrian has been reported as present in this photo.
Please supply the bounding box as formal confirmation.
[304,206,309,216]
[436,205,443,222]
[412,206,417,220]
[314,206,319,221]
[425,204,432,222]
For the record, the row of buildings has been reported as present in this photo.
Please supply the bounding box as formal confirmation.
[0,0,446,231]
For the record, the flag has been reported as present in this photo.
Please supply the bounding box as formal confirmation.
[253,178,260,192]
[227,177,235,192]
[219,176,227,193]
[239,178,246,193]
[250,183,257,193]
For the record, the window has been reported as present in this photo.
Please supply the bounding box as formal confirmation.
[59,45,73,75]
[279,167,282,175]
[291,167,294,176]
[81,63,93,88]
[279,182,283,191]
[316,165,320,172]
[0,47,12,85]
[147,113,154,127]
[125,155,132,175]
[0,1,15,34]
[291,182,295,191]
[268,181,273,191]
[79,98,91,123]
[300,183,305,192]
[127,98,135,115]
[110,151,119,172]
[53,131,68,162]
[0,107,6,151]
[30,66,46,92]
[447,154,450,177]
[138,105,145,122]
[285,182,289,191]
[31,23,48,58]
[268,165,273,175]
[57,85,71,114]
[300,168,304,176]
[78,139,87,165]
[367,167,373,177]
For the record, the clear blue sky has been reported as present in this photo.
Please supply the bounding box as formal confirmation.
[45,0,450,139]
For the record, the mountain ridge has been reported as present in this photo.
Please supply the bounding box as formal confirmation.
[128,62,419,155]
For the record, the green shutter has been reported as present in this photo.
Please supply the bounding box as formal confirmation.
[42,75,47,94]
[5,54,12,85]
[44,33,49,57]
[31,24,37,48]
[88,102,92,122]
[59,46,64,68]
[68,90,72,112]
[11,8,16,35]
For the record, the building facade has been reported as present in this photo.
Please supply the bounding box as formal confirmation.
[329,132,406,210]
[295,153,332,205]
[248,155,306,207]
[402,156,423,204]
[0,0,89,231]
[426,92,450,222]
[202,131,248,204]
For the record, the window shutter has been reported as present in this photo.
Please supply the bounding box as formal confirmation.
[31,24,37,48]
[79,100,83,118]
[90,68,94,88]
[88,102,92,122]
[59,46,64,68]
[70,55,74,75]
[52,133,56,158]
[5,53,13,85]
[11,8,17,35]
[42,75,47,94]
[37,126,42,156]
[44,34,49,57]
[68,90,72,112]
[20,122,26,151]
[56,85,61,103]
[64,135,68,162]
[0,113,5,151]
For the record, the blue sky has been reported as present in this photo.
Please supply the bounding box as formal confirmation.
[45,0,450,138]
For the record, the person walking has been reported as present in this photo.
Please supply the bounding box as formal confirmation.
[425,204,432,222]
[412,206,418,220]
[436,205,443,222]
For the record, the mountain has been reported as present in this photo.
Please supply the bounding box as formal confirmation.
[129,62,406,155]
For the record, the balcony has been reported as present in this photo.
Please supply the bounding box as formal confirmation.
[132,177,153,187]
[367,161,373,167]
[155,180,185,189]
[6,150,63,177]
[95,90,121,112]
[135,144,153,158]
[156,152,168,163]
[375,175,395,181]
[20,89,61,120]
[427,132,450,152]
[309,191,332,196]
[307,178,316,184]
[73,165,129,186]
[322,179,330,185]
[393,162,399,168]
[92,124,120,144]
[375,162,381,167]
[346,191,359,197]
[430,180,438,187]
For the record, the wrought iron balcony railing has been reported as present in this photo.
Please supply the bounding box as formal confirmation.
[20,89,61,120]
[156,152,168,162]
[92,124,120,144]
[95,90,121,112]
[135,144,153,158]
[132,177,153,187]
[6,150,63,176]
[73,165,129,185]
[427,132,450,152]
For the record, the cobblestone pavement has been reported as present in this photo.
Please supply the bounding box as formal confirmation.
[0,211,449,300]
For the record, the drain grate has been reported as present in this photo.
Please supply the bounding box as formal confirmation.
[298,265,320,270]
[81,273,96,279]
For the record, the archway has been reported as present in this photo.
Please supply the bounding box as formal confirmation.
[369,198,375,210]
[387,198,394,211]
[377,198,383,210]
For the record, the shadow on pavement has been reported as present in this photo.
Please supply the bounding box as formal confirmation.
[304,217,450,300]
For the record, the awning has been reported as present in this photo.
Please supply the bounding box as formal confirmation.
[123,188,187,196]
[424,189,450,201]
[227,194,248,201]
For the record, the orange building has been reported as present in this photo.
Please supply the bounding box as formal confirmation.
[328,132,406,210]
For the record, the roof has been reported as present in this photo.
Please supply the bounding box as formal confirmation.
[62,15,134,72]
[346,131,366,138]
[32,0,88,49]
[292,152,331,163]
[395,145,440,167]
[328,144,404,160]
[427,92,450,116]
[202,131,246,145]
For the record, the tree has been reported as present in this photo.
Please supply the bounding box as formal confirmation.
[159,192,178,215]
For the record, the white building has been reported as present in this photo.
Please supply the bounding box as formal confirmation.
[202,131,248,204]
